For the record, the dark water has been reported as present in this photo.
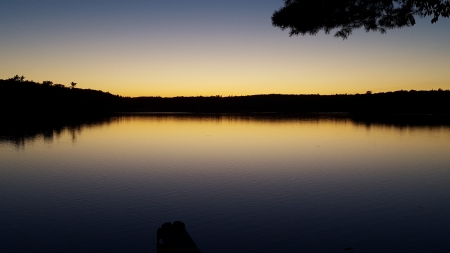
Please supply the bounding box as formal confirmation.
[1,114,450,253]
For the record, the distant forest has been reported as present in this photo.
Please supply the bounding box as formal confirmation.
[1,75,450,117]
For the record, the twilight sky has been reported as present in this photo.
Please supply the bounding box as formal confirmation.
[1,0,450,97]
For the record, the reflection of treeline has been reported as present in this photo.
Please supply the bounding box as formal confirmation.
[2,76,450,115]
[0,116,113,148]
[118,112,450,125]
[2,113,449,149]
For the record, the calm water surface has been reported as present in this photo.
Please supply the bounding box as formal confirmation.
[1,114,450,253]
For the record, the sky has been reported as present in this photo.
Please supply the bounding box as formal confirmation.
[1,0,450,97]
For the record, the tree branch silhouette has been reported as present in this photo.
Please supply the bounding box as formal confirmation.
[272,0,450,39]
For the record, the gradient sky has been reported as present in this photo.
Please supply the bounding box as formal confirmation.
[1,0,449,97]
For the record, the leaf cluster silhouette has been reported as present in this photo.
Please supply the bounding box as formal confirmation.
[272,0,450,38]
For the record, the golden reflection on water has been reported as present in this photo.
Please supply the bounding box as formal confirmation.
[2,115,450,177]
[13,115,445,176]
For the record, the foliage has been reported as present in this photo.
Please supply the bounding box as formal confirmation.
[9,75,25,82]
[42,80,53,86]
[272,0,450,39]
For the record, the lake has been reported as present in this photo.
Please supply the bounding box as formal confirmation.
[1,114,450,253]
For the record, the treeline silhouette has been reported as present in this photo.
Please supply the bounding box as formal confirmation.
[121,90,450,115]
[0,76,122,119]
[2,76,450,116]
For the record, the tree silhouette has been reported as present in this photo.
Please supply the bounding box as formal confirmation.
[71,82,77,89]
[12,75,21,82]
[272,0,450,39]
[42,80,53,86]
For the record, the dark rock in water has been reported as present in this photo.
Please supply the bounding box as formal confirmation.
[161,222,173,230]
[157,221,201,253]
[173,221,186,230]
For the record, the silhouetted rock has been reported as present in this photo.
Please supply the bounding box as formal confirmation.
[157,221,201,253]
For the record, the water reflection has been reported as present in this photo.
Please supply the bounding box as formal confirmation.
[2,113,449,149]
[0,117,112,149]
[1,113,450,253]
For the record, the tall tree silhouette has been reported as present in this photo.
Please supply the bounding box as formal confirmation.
[272,0,450,39]
[71,82,77,89]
